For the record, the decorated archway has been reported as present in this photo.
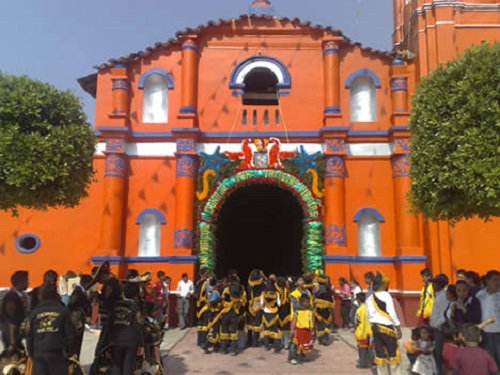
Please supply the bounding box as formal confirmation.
[197,169,324,274]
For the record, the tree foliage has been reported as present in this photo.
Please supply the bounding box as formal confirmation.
[409,42,500,222]
[0,73,97,213]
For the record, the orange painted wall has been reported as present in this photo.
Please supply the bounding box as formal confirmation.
[392,0,500,284]
[1,10,498,299]
[0,17,426,291]
[0,158,106,286]
[93,20,402,134]
[448,218,500,276]
[344,156,397,258]
[124,157,177,258]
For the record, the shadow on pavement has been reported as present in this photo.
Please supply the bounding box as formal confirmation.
[163,353,189,374]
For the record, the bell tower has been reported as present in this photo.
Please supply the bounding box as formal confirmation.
[393,0,499,77]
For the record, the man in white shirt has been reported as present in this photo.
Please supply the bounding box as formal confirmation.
[366,272,402,375]
[477,270,500,367]
[176,273,194,329]
[429,273,449,372]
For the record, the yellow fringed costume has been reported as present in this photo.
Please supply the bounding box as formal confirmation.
[416,282,434,322]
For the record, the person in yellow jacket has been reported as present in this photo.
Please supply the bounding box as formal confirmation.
[416,268,434,325]
[288,294,314,365]
[354,292,373,369]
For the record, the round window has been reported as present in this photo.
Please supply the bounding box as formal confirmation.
[16,234,41,254]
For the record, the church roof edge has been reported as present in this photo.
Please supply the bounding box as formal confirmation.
[91,14,396,71]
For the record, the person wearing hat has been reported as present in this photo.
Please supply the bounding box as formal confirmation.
[260,283,281,353]
[246,269,266,347]
[314,274,334,346]
[195,268,211,347]
[219,276,245,356]
[275,277,291,350]
[88,261,120,375]
[366,272,402,375]
[204,281,222,353]
[429,273,449,372]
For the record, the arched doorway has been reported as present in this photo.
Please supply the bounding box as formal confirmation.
[197,169,324,277]
[214,184,303,281]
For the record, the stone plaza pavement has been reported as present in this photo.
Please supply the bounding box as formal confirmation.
[1,327,411,374]
[164,329,374,375]
[77,327,189,372]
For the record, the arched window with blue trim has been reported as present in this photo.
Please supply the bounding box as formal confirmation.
[346,69,380,122]
[136,209,166,257]
[139,69,174,123]
[354,208,384,257]
[229,55,291,106]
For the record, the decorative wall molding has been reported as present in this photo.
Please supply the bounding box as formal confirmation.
[91,255,198,264]
[345,69,382,88]
[104,153,127,178]
[391,154,411,178]
[138,68,174,89]
[95,142,394,157]
[174,228,193,248]
[325,155,346,178]
[229,55,292,89]
[353,208,385,222]
[176,155,197,177]
[135,208,167,224]
[323,255,427,264]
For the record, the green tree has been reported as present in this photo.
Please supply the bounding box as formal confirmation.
[409,42,500,222]
[0,73,97,213]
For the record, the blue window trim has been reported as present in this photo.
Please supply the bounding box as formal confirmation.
[138,68,174,89]
[345,69,381,88]
[323,255,427,264]
[16,233,41,254]
[229,55,292,89]
[135,208,167,225]
[353,208,385,222]
[91,256,198,264]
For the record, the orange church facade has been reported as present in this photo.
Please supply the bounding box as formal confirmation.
[1,0,498,325]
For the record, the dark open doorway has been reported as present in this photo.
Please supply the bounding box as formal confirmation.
[214,184,303,282]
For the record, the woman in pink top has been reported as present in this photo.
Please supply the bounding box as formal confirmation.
[338,277,352,328]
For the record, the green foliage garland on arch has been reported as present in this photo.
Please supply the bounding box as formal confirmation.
[197,169,324,274]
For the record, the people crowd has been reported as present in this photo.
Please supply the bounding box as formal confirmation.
[0,263,498,375]
[0,262,170,374]
[194,268,335,365]
[405,268,500,375]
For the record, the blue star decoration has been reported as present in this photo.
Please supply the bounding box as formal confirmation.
[198,146,232,179]
[288,146,322,176]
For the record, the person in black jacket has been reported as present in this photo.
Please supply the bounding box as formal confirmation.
[29,270,59,311]
[0,270,29,355]
[26,283,76,375]
[452,280,482,325]
[110,282,144,375]
[67,284,91,359]
[88,261,121,371]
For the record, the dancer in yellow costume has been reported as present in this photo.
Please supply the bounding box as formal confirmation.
[354,292,373,369]
[366,272,402,375]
